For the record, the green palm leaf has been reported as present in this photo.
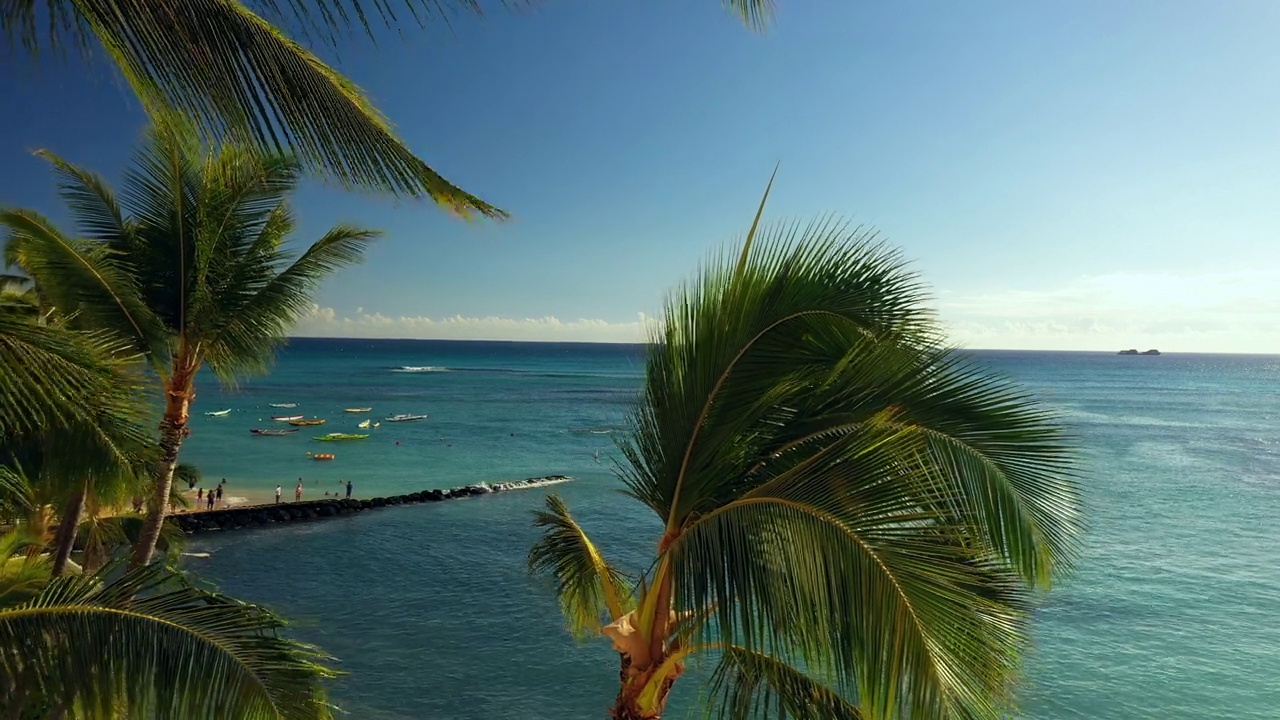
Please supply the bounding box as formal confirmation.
[0,561,336,719]
[0,529,52,606]
[6,0,504,216]
[706,645,864,720]
[0,207,165,358]
[3,0,781,215]
[529,494,634,639]
[0,310,148,453]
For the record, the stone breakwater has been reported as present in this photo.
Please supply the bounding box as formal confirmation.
[168,475,572,534]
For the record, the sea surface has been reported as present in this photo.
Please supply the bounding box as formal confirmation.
[188,339,1280,719]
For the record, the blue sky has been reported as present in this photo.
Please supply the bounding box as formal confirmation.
[3,1,1278,352]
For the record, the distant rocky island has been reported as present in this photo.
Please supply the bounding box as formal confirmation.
[1118,349,1161,355]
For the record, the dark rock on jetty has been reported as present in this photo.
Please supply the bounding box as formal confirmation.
[168,475,571,535]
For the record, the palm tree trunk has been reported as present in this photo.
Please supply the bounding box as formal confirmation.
[609,654,677,720]
[611,687,669,720]
[50,490,85,577]
[129,371,193,569]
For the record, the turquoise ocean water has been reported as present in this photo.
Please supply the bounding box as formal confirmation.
[186,340,1280,719]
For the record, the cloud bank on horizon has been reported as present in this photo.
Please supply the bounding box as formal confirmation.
[294,267,1280,354]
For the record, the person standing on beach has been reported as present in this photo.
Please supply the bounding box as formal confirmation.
[197,487,203,503]
[275,485,282,503]
[295,481,302,502]
[346,480,352,499]
[215,483,224,506]
[206,492,214,510]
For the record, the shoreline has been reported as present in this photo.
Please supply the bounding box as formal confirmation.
[168,475,572,534]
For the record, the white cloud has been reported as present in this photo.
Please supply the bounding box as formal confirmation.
[936,268,1280,354]
[293,305,654,343]
[294,267,1280,353]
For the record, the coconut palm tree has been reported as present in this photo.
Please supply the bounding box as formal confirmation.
[529,187,1082,719]
[2,0,776,218]
[1,117,380,569]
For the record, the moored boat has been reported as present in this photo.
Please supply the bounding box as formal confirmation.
[250,428,299,436]
[357,419,371,429]
[315,433,368,441]
[385,413,427,422]
[313,453,335,461]
[272,414,304,422]
[288,419,326,426]
[205,409,231,417]
[269,403,298,408]
[344,407,372,413]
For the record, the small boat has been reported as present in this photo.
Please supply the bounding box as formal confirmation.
[251,428,299,436]
[269,403,298,408]
[272,414,304,422]
[385,413,427,422]
[313,453,335,461]
[357,419,371,429]
[373,422,380,428]
[288,419,327,426]
[315,433,368,441]
[205,409,231,417]
[344,407,372,413]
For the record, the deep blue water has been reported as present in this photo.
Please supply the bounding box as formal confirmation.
[186,340,1280,719]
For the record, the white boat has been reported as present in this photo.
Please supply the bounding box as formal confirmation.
[344,407,372,413]
[269,402,298,408]
[357,419,371,429]
[205,409,231,417]
[271,414,305,422]
[385,413,427,422]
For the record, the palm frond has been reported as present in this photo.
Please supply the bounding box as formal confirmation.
[706,645,864,720]
[670,428,1033,717]
[0,311,149,450]
[724,0,776,31]
[34,149,131,243]
[203,221,379,379]
[0,207,165,357]
[0,562,336,719]
[619,214,936,526]
[529,494,634,639]
[0,528,52,606]
[0,466,35,519]
[69,0,503,216]
[174,463,203,490]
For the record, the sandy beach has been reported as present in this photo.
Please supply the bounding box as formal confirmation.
[176,478,355,511]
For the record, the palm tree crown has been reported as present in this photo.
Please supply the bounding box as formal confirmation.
[531,186,1082,719]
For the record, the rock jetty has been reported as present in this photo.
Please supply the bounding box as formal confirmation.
[168,475,571,534]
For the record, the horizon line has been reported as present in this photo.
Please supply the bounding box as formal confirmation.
[283,336,1279,356]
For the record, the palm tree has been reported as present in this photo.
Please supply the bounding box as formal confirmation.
[2,0,776,217]
[529,186,1082,719]
[1,117,380,569]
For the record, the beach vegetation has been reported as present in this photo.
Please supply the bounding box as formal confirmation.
[0,308,338,718]
[530,181,1083,719]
